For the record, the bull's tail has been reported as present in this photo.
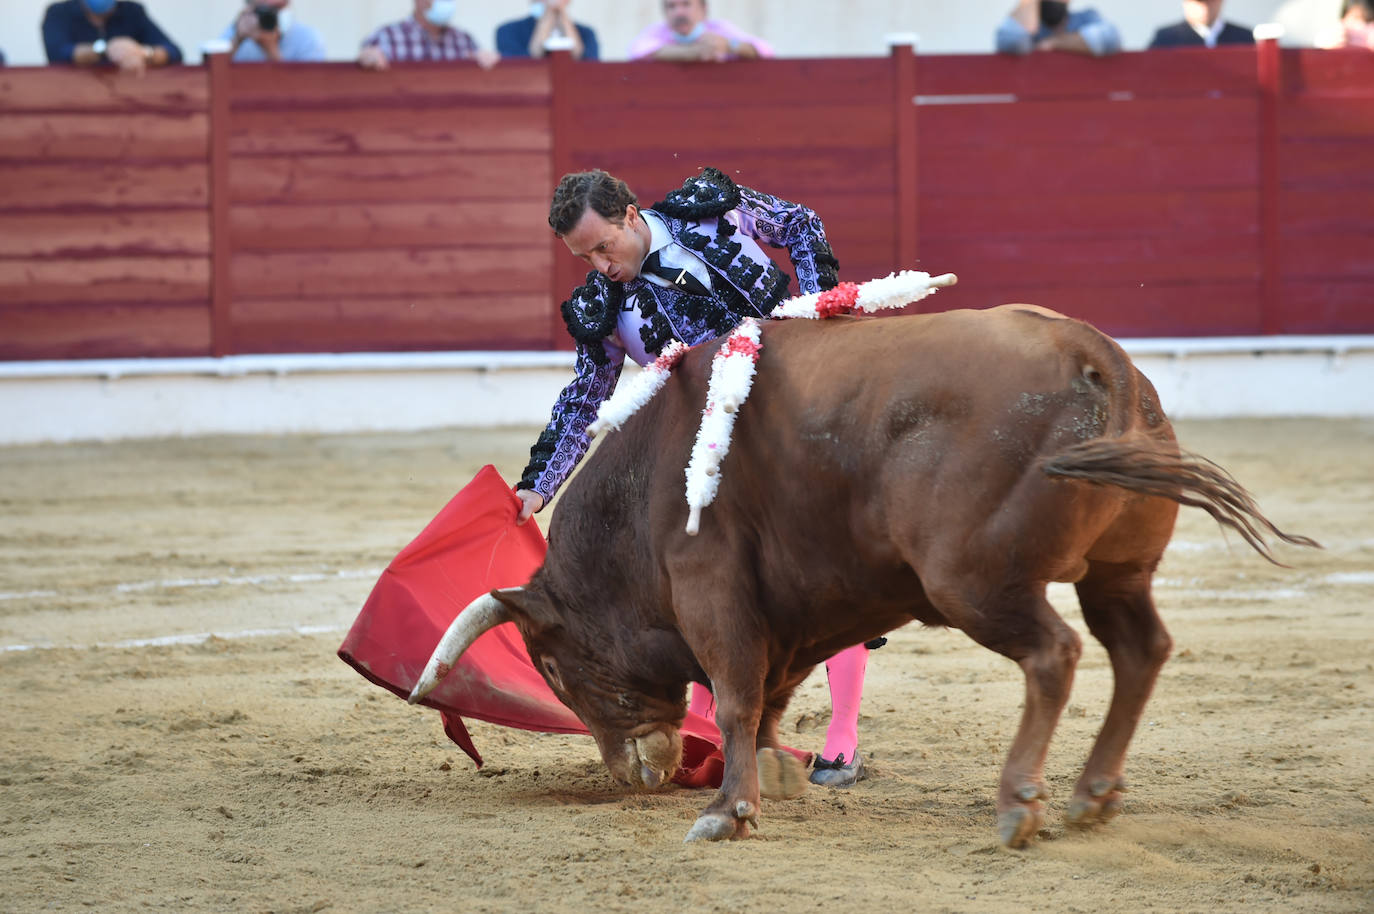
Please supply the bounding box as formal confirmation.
[1042,435,1320,565]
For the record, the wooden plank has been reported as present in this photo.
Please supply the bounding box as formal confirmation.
[228,294,554,353]
[561,58,892,107]
[228,152,550,204]
[1275,280,1374,332]
[923,280,1264,337]
[921,190,1258,240]
[1257,36,1282,335]
[0,162,208,211]
[566,150,894,200]
[226,61,551,109]
[567,103,892,150]
[1280,142,1374,188]
[228,106,551,156]
[1279,188,1374,234]
[1281,233,1374,278]
[1283,48,1374,96]
[1279,96,1374,138]
[916,233,1259,286]
[0,112,208,162]
[894,43,917,274]
[229,201,549,251]
[209,51,233,359]
[916,48,1259,99]
[0,301,210,360]
[0,67,207,113]
[920,140,1258,195]
[917,97,1257,146]
[0,211,209,258]
[229,248,551,298]
[0,257,210,305]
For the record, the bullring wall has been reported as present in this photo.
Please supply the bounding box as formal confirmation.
[1,43,1371,362]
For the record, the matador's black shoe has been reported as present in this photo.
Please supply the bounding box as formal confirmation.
[809,751,866,787]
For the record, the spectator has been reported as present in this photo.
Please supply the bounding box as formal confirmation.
[1316,0,1374,50]
[996,1,1121,57]
[42,0,183,73]
[218,1,326,63]
[496,1,599,60]
[628,0,772,62]
[0,48,6,66]
[1148,0,1254,49]
[359,0,499,70]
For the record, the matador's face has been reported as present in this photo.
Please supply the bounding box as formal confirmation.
[561,204,652,285]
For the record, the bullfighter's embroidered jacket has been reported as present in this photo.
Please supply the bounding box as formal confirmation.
[518,168,840,501]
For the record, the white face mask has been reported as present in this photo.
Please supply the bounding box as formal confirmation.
[528,2,545,17]
[425,0,456,26]
[673,21,706,43]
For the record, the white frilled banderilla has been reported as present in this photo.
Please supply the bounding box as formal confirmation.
[586,270,959,534]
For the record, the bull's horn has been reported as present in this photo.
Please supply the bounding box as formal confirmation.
[407,591,515,704]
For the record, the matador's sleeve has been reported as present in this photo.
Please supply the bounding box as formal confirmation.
[517,341,624,501]
[730,184,840,294]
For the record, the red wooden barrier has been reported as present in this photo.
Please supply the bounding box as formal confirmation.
[0,67,211,359]
[0,46,1371,362]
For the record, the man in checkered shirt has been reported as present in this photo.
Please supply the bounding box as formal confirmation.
[359,0,499,69]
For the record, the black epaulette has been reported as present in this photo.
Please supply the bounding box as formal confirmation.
[559,270,622,353]
[649,167,741,220]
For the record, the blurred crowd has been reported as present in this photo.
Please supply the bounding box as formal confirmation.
[13,0,1374,74]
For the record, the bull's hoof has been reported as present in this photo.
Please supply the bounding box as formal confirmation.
[757,748,808,800]
[684,812,749,843]
[997,805,1044,849]
[1065,776,1127,828]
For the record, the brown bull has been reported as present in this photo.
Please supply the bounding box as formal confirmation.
[410,304,1315,847]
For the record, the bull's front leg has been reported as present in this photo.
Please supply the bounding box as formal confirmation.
[684,682,765,842]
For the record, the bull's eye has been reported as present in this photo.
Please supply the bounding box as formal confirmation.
[541,657,564,691]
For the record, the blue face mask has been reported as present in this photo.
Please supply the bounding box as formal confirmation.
[528,2,546,18]
[673,22,706,43]
[425,0,455,26]
[85,0,117,14]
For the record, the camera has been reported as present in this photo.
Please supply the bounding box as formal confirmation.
[254,4,279,31]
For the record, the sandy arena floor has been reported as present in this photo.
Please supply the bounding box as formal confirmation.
[1,419,1371,913]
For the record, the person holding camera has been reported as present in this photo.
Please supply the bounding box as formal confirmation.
[42,0,183,74]
[219,0,326,63]
[995,0,1121,56]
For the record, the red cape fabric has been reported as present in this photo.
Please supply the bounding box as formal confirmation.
[337,465,731,787]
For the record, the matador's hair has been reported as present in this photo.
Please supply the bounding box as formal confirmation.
[548,170,638,235]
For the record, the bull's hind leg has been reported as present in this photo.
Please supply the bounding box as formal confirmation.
[1067,561,1173,828]
[934,581,1083,848]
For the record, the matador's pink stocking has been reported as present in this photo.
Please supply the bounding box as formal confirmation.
[821,643,868,762]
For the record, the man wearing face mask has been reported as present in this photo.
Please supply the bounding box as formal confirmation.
[359,0,500,70]
[218,0,326,63]
[496,1,600,61]
[1149,0,1254,49]
[996,0,1120,56]
[629,0,772,62]
[42,0,182,73]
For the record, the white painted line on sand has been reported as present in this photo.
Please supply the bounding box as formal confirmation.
[3,623,347,654]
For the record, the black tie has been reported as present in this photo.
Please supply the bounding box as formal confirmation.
[641,250,711,297]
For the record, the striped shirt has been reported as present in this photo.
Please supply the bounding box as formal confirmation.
[361,17,481,62]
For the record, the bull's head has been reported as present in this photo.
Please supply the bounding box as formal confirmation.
[408,588,688,790]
